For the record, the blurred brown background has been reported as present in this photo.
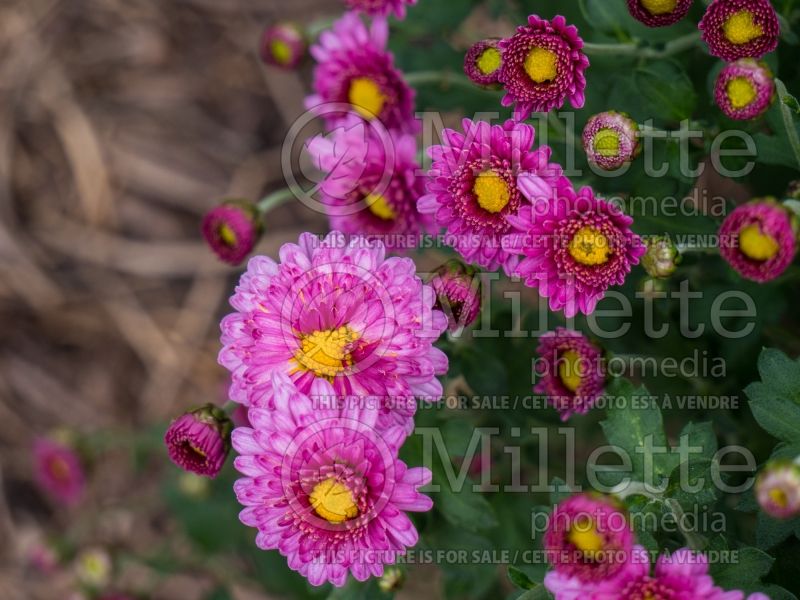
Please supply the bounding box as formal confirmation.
[0,0,351,597]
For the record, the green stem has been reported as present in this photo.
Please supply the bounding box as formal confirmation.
[775,79,800,170]
[584,31,701,59]
[405,71,495,93]
[676,244,720,254]
[666,498,706,551]
[257,188,295,213]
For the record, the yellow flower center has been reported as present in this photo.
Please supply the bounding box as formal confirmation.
[593,128,621,158]
[567,518,604,554]
[472,170,511,214]
[348,77,387,120]
[726,76,757,109]
[294,326,360,379]
[769,487,788,508]
[723,11,763,45]
[309,477,359,524]
[476,47,502,75]
[568,226,612,266]
[640,0,678,15]
[364,193,396,220]
[523,47,558,84]
[218,223,238,247]
[558,350,583,392]
[48,456,71,482]
[271,39,292,65]
[739,223,779,261]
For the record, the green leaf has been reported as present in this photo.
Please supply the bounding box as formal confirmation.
[711,547,774,587]
[516,587,553,600]
[432,462,498,533]
[634,60,697,122]
[508,566,536,590]
[666,458,721,510]
[678,422,719,460]
[747,391,800,443]
[756,512,798,549]
[757,348,800,402]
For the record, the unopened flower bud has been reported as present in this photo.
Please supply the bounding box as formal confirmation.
[201,200,263,266]
[378,566,405,593]
[582,112,640,171]
[75,548,112,589]
[756,460,800,519]
[260,22,306,69]
[165,404,233,478]
[641,236,680,279]
[431,260,481,332]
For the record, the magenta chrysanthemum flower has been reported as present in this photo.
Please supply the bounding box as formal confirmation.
[307,121,435,253]
[418,118,566,273]
[202,201,263,266]
[547,545,769,600]
[306,13,416,133]
[497,15,589,120]
[627,0,694,27]
[260,22,306,69]
[33,438,85,507]
[543,494,634,585]
[233,372,432,587]
[756,460,800,519]
[534,328,605,421]
[715,59,774,121]
[430,260,482,333]
[582,112,640,171]
[699,0,780,61]
[219,232,448,432]
[345,0,417,19]
[164,405,233,478]
[464,39,503,87]
[719,200,797,282]
[505,180,646,317]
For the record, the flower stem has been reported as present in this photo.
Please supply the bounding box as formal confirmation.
[257,188,295,213]
[405,71,496,93]
[584,31,701,59]
[775,79,800,170]
[666,498,706,551]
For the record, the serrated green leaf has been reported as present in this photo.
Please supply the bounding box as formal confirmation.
[757,348,800,402]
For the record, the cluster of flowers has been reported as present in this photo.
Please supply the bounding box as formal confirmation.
[542,492,770,599]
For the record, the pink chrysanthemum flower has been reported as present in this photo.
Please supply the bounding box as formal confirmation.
[756,460,800,519]
[33,437,85,507]
[219,232,448,431]
[345,0,417,19]
[260,22,306,69]
[543,494,634,585]
[307,121,435,253]
[534,328,605,421]
[233,372,432,587]
[418,118,566,273]
[504,180,646,317]
[699,0,780,61]
[497,15,589,121]
[719,199,797,282]
[165,405,233,478]
[715,59,774,121]
[582,112,641,171]
[202,201,263,266]
[464,39,503,87]
[430,260,482,333]
[306,13,416,133]
[547,545,769,600]
[627,0,694,27]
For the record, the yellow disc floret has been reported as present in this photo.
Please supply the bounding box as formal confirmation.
[294,326,360,379]
[310,478,359,524]
[476,47,502,75]
[348,77,387,120]
[568,517,605,554]
[723,11,763,45]
[739,223,779,261]
[769,487,789,508]
[726,76,757,109]
[271,39,292,65]
[218,223,238,247]
[473,171,511,214]
[558,350,584,393]
[593,128,621,158]
[640,0,678,15]
[364,193,396,220]
[523,47,558,84]
[569,226,612,266]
